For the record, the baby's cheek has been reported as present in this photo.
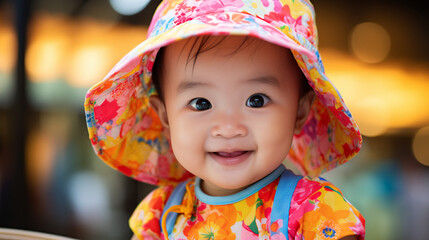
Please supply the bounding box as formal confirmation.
[259,120,295,156]
[169,120,203,156]
[266,116,295,139]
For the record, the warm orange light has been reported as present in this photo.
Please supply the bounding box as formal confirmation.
[25,13,147,87]
[412,126,429,167]
[0,26,16,72]
[350,22,391,64]
[26,36,69,82]
[322,49,429,135]
[25,14,72,82]
[66,45,111,87]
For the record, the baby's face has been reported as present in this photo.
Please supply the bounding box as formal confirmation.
[153,36,307,196]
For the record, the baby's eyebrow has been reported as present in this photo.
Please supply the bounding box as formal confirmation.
[247,76,280,87]
[177,81,212,94]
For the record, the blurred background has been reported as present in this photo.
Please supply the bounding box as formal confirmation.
[0,0,428,239]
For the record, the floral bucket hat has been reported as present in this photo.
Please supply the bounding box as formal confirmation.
[84,0,362,186]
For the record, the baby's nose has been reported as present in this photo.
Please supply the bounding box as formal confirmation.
[210,114,248,138]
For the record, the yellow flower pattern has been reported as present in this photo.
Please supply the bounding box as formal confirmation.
[130,176,365,239]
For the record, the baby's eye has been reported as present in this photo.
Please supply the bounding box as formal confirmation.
[246,94,270,108]
[189,98,212,111]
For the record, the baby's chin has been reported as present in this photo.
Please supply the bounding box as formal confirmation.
[200,176,261,196]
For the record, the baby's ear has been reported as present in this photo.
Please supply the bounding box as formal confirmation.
[294,91,316,134]
[149,95,170,137]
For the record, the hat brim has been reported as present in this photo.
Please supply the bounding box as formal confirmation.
[85,12,361,185]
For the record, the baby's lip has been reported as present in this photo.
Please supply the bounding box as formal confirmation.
[212,151,249,158]
[208,150,252,166]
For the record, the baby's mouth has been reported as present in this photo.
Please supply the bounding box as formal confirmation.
[212,151,249,158]
[209,151,252,166]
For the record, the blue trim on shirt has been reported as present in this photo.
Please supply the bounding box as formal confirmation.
[195,164,286,205]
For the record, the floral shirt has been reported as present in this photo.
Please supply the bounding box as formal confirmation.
[130,167,365,240]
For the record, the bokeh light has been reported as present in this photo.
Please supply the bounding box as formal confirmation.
[412,126,429,166]
[26,36,68,82]
[66,45,111,87]
[321,49,429,136]
[21,14,148,90]
[25,14,71,83]
[0,26,16,73]
[350,22,391,64]
[0,25,16,104]
[109,0,151,16]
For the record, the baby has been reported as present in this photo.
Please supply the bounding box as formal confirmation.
[85,0,365,239]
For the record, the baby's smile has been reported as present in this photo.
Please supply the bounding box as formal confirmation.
[208,150,253,166]
[213,151,249,158]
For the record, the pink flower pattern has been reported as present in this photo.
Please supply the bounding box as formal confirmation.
[130,176,365,239]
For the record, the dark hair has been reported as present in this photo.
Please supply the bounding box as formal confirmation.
[152,47,165,99]
[151,36,312,101]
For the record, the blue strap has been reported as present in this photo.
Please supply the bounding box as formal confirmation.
[160,180,190,237]
[270,169,302,240]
